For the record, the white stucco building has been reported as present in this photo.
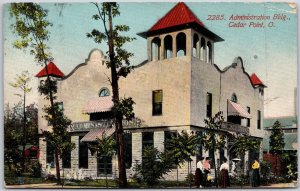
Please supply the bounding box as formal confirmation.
[37,2,266,180]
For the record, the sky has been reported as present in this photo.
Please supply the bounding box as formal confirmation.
[2,1,298,118]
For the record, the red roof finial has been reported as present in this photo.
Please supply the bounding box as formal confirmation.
[35,62,65,78]
[148,2,204,32]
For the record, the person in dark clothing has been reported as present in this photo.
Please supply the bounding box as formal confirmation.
[251,159,260,187]
[194,157,204,188]
[219,158,230,188]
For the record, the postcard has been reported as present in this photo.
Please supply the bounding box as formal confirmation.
[3,1,297,189]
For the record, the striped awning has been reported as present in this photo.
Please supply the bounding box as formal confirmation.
[83,96,113,114]
[81,127,115,142]
[228,100,251,118]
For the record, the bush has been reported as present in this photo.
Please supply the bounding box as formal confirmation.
[26,160,41,178]
[185,173,194,186]
[134,146,173,186]
[230,174,249,187]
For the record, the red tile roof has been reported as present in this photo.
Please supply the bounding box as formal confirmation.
[35,62,65,78]
[83,96,114,114]
[250,73,265,86]
[148,2,204,32]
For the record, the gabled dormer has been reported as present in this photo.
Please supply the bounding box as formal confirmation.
[138,2,224,64]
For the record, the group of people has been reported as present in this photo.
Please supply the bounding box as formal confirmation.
[194,157,260,188]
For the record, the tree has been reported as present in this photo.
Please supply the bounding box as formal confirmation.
[269,120,285,175]
[231,135,260,174]
[167,130,199,184]
[87,2,136,188]
[88,134,116,187]
[10,3,75,184]
[9,71,32,171]
[4,102,23,173]
[135,146,174,186]
[202,111,226,188]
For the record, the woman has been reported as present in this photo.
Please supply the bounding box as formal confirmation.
[219,158,230,188]
[251,159,260,187]
[203,157,210,187]
[194,157,204,188]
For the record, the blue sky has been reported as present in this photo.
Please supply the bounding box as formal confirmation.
[3,2,297,118]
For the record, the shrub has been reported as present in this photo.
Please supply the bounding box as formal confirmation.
[133,146,174,186]
[26,160,41,178]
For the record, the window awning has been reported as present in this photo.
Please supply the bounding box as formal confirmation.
[83,96,113,114]
[228,100,251,118]
[80,127,115,142]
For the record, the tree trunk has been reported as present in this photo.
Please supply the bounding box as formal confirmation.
[55,150,61,183]
[213,148,218,188]
[21,91,26,172]
[43,60,61,184]
[107,4,127,188]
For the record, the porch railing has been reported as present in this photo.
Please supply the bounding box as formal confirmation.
[222,122,249,135]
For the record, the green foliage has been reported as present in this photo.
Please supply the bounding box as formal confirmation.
[87,2,136,78]
[134,146,174,186]
[203,111,226,151]
[88,134,116,158]
[10,3,53,64]
[26,161,42,178]
[42,101,75,158]
[269,121,285,155]
[167,130,200,165]
[232,136,260,155]
[9,71,32,95]
[202,111,225,187]
[112,97,135,120]
[229,174,249,187]
[38,80,57,99]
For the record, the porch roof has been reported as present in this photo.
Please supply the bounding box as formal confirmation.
[80,127,115,142]
[227,100,251,119]
[82,96,113,114]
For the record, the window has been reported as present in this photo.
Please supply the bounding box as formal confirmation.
[79,136,89,169]
[142,132,154,157]
[257,110,261,129]
[46,140,55,168]
[164,131,178,168]
[125,133,132,169]
[176,32,186,57]
[151,37,161,61]
[206,93,212,118]
[259,88,264,96]
[99,88,110,97]
[62,136,71,168]
[164,131,177,151]
[164,35,173,59]
[231,94,237,103]
[247,107,251,127]
[152,90,163,115]
[97,156,112,175]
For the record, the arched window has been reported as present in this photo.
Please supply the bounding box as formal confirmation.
[193,34,199,59]
[200,38,205,61]
[176,32,186,57]
[164,35,173,59]
[151,37,161,61]
[99,88,110,97]
[231,93,237,103]
[207,41,212,64]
